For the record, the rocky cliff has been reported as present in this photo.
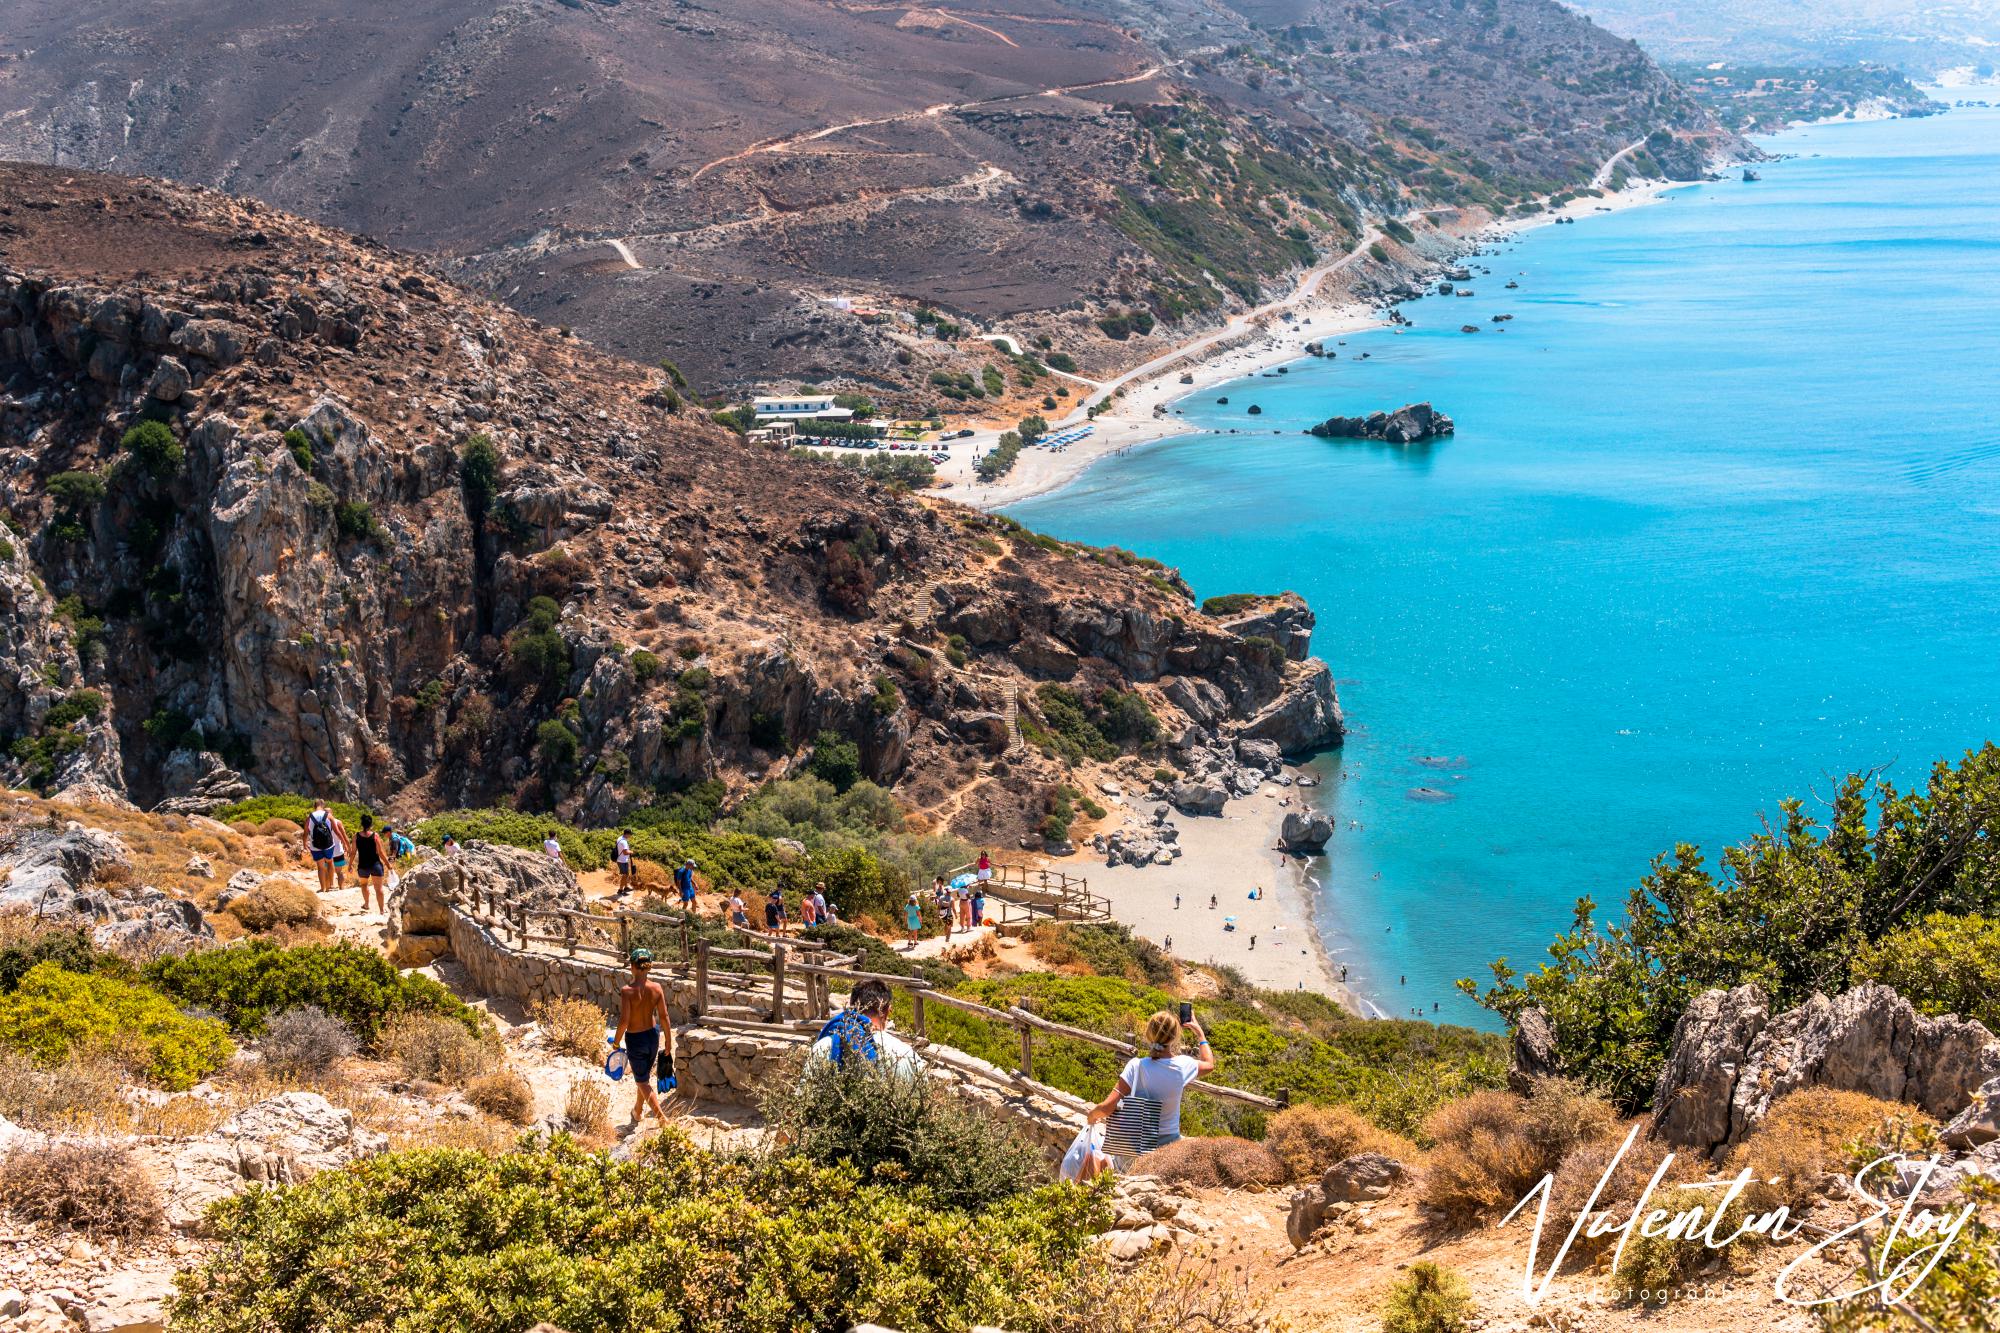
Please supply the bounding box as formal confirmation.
[0,165,1340,843]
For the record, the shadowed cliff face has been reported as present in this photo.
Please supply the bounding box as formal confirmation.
[0,164,1340,841]
[0,0,1743,398]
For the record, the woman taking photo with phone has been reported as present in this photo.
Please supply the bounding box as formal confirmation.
[1085,1009,1215,1163]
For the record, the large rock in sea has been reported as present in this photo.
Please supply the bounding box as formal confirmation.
[1307,402,1454,444]
[1652,982,2000,1155]
[1278,811,1333,853]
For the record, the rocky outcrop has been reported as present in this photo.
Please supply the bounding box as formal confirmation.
[1506,1006,1563,1095]
[1652,983,2000,1154]
[150,750,253,816]
[1278,810,1333,854]
[387,841,583,966]
[1287,1152,1410,1248]
[133,1091,387,1232]
[1307,402,1455,444]
[1943,1076,2000,1151]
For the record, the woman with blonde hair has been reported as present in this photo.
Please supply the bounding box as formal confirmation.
[1084,1009,1214,1168]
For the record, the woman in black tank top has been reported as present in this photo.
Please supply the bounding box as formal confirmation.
[353,814,389,915]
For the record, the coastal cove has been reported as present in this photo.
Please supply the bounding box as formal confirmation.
[1008,105,2000,1028]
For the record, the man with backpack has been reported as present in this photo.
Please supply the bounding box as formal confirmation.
[809,979,920,1077]
[302,799,351,894]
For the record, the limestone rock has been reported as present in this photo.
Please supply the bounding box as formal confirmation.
[80,1269,175,1333]
[145,354,190,402]
[183,854,215,879]
[1321,1152,1406,1203]
[1170,780,1227,816]
[1941,1075,2000,1151]
[1278,810,1333,853]
[1237,660,1345,756]
[151,750,253,816]
[1507,1006,1563,1094]
[1653,983,2000,1153]
[1286,1185,1328,1248]
[140,1091,387,1231]
[0,822,133,911]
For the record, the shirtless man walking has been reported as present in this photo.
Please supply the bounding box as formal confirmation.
[610,948,675,1128]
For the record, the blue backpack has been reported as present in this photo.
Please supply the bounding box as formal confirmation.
[817,1009,879,1066]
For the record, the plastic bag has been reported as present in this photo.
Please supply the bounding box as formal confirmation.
[1059,1121,1108,1183]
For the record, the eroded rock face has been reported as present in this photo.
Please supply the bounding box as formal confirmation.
[1507,1006,1563,1095]
[133,1091,387,1232]
[1652,983,2000,1154]
[387,841,583,965]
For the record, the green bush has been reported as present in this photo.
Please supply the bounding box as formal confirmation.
[0,928,131,994]
[1381,1261,1476,1333]
[1200,592,1268,617]
[146,940,481,1046]
[534,718,579,770]
[629,649,662,682]
[806,729,862,793]
[944,633,969,667]
[213,794,374,829]
[763,1054,1048,1213]
[1853,912,2000,1031]
[459,434,500,517]
[0,962,233,1090]
[333,501,385,542]
[870,674,900,716]
[122,420,184,476]
[283,429,314,472]
[1462,745,2000,1109]
[170,1133,1109,1333]
[47,470,107,509]
[975,432,1023,482]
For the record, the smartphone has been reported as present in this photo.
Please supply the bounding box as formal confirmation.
[1178,1001,1193,1026]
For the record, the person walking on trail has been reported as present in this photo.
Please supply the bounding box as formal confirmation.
[764,887,788,935]
[611,948,675,1128]
[1085,1010,1214,1164]
[351,814,390,915]
[932,877,952,936]
[810,979,921,1077]
[903,894,923,947]
[302,800,350,894]
[675,858,698,911]
[801,889,819,928]
[614,830,635,897]
[811,882,829,925]
[971,885,985,928]
[543,834,564,866]
[728,891,749,929]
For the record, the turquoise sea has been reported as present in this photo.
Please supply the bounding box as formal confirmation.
[1008,104,2000,1027]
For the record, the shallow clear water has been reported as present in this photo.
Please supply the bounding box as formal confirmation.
[1008,106,2000,1026]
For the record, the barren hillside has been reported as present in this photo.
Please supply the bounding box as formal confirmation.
[0,0,1744,399]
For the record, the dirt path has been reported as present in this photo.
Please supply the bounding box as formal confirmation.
[690,63,1170,180]
[1592,137,1648,190]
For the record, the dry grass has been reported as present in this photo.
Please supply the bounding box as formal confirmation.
[1545,1126,1683,1254]
[466,1068,536,1125]
[0,1141,165,1238]
[258,1006,359,1080]
[0,1049,129,1133]
[1127,1136,1286,1189]
[1724,1088,1931,1213]
[532,996,609,1061]
[563,1078,612,1140]
[1264,1104,1418,1184]
[225,880,323,932]
[1033,1251,1271,1333]
[378,1012,493,1087]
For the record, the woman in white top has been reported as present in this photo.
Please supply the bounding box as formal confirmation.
[1086,1010,1215,1150]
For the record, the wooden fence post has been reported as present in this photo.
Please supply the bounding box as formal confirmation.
[694,940,710,1017]
[618,915,632,962]
[680,917,692,966]
[912,991,927,1040]
[563,913,576,957]
[770,945,788,1022]
[1018,1023,1034,1081]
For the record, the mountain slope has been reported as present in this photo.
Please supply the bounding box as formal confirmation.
[0,0,1743,397]
[0,163,1341,843]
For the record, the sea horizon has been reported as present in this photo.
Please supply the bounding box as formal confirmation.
[1007,101,2000,1027]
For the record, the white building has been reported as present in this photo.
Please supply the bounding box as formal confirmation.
[753,394,853,422]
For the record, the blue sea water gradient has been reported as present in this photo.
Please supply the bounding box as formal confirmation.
[1007,106,2000,1027]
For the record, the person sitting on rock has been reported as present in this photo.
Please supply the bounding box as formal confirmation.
[611,947,676,1129]
[810,979,921,1078]
[1086,1010,1214,1160]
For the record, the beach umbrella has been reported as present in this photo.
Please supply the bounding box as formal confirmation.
[950,872,977,890]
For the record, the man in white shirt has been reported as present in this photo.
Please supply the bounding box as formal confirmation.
[808,979,924,1079]
[543,835,564,865]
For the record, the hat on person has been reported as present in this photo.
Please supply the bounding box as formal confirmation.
[628,947,653,965]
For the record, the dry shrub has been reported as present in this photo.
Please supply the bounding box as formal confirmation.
[628,858,674,896]
[1380,1260,1477,1333]
[379,1012,492,1087]
[1545,1127,1682,1255]
[466,1068,536,1125]
[258,1005,359,1081]
[226,880,322,932]
[1418,1091,1545,1225]
[564,1079,611,1139]
[1127,1136,1285,1189]
[257,818,301,838]
[128,1093,231,1138]
[1264,1103,1418,1183]
[1725,1088,1930,1213]
[0,1141,164,1238]
[0,1049,128,1134]
[229,820,262,837]
[387,1114,522,1155]
[1033,1251,1270,1333]
[532,996,608,1061]
[1420,1081,1622,1227]
[1520,1077,1619,1162]
[1610,1183,1735,1301]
